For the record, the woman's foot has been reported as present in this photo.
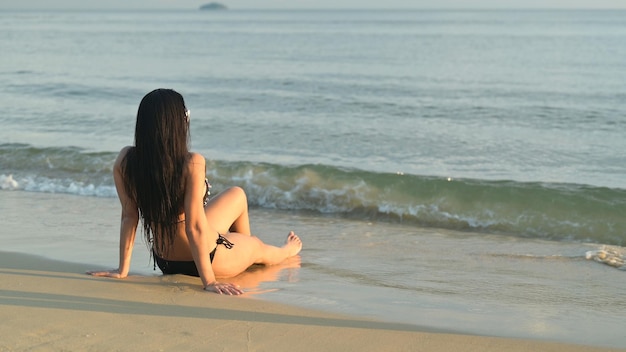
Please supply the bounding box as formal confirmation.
[284,231,302,257]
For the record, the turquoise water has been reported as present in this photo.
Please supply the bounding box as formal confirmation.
[1,9,626,348]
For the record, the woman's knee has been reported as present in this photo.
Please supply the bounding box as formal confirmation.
[227,186,247,204]
[208,186,247,209]
[214,186,246,206]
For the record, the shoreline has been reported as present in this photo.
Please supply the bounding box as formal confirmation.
[2,190,626,349]
[1,251,621,352]
[0,191,623,351]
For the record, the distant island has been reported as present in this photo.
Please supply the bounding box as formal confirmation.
[199,2,228,10]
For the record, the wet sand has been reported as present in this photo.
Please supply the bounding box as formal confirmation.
[1,252,621,352]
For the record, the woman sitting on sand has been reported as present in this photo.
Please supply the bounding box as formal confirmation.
[88,88,302,295]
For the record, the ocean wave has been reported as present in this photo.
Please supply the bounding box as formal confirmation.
[1,174,116,197]
[208,161,626,245]
[0,144,117,196]
[2,143,625,246]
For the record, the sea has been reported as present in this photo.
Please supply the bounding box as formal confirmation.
[1,8,625,348]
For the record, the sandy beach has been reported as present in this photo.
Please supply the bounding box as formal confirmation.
[0,252,622,352]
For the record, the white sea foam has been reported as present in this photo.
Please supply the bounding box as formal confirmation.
[0,174,116,197]
[586,246,626,270]
[0,174,19,190]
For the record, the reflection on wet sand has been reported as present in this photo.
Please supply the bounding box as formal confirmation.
[221,256,302,295]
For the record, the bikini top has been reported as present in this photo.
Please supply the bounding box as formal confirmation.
[174,178,210,223]
[203,178,211,207]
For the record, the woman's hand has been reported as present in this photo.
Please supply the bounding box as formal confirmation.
[86,268,126,279]
[204,282,243,295]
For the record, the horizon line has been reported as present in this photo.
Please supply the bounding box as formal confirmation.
[3,6,626,11]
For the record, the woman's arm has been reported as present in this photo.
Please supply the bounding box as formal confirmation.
[184,153,242,295]
[114,147,139,277]
[88,147,138,278]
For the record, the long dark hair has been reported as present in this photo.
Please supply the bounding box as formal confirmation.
[122,88,190,257]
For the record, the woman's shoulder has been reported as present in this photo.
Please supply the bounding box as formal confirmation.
[114,146,134,167]
[184,152,206,175]
[186,152,206,166]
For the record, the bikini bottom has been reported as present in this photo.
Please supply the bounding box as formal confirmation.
[153,234,234,277]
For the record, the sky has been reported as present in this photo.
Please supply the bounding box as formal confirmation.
[2,0,626,10]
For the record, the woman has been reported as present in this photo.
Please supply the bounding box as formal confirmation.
[88,89,302,295]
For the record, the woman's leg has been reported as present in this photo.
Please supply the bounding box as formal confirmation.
[211,232,302,278]
[204,186,251,235]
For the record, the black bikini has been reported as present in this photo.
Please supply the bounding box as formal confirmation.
[153,179,234,277]
[154,251,200,277]
[154,234,234,277]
